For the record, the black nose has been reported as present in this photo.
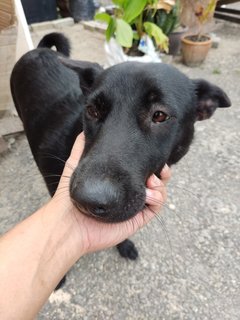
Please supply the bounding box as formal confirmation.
[71,178,119,218]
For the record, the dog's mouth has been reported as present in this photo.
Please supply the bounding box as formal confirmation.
[73,200,109,222]
[71,191,146,224]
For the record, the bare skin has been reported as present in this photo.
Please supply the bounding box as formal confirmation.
[0,133,171,320]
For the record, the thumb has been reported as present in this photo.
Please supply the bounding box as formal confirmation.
[60,132,85,183]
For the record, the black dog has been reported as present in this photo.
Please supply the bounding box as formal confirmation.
[11,33,231,285]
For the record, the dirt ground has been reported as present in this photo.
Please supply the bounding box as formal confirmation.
[0,20,240,320]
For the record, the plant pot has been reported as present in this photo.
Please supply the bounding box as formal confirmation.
[181,34,212,67]
[69,0,95,22]
[168,26,188,56]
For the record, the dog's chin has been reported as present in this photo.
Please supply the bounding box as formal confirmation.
[71,200,145,223]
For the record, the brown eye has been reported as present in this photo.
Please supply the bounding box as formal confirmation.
[87,105,100,119]
[152,111,170,123]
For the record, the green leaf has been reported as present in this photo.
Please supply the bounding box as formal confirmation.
[115,18,133,48]
[112,0,126,8]
[106,17,116,41]
[94,12,111,24]
[123,0,148,23]
[143,21,169,52]
[95,13,116,42]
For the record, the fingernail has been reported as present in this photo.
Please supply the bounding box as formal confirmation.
[161,164,168,173]
[146,188,153,198]
[152,174,161,186]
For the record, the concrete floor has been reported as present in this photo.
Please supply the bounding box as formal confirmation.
[0,21,240,319]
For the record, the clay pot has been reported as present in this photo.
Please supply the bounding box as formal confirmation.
[181,34,212,67]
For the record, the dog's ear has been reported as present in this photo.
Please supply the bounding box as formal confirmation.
[59,57,103,95]
[192,79,231,121]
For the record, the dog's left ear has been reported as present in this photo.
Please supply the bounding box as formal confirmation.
[192,79,231,121]
[59,57,103,95]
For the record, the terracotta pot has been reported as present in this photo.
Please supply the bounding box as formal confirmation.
[181,34,212,67]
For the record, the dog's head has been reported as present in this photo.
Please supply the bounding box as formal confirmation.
[62,60,231,222]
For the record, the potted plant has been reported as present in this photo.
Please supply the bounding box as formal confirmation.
[181,0,218,67]
[94,0,170,65]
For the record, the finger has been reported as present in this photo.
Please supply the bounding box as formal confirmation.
[160,164,171,185]
[125,181,166,237]
[146,174,167,208]
[59,133,85,186]
[146,174,163,189]
[145,187,165,206]
[67,132,85,167]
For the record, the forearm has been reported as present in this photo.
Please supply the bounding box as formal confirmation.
[0,200,83,320]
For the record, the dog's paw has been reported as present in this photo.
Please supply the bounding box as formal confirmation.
[55,275,66,290]
[117,239,138,260]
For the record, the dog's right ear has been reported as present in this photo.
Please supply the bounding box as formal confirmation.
[192,79,231,121]
[59,57,103,95]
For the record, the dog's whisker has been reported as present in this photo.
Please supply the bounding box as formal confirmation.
[53,189,70,201]
[46,180,69,187]
[54,192,70,202]
[142,209,149,226]
[145,205,176,274]
[56,185,70,192]
[144,195,173,211]
[47,181,60,187]
[144,181,199,255]
[39,152,74,171]
[42,174,71,179]
[150,183,200,200]
[139,208,152,232]
[146,194,189,242]
[39,152,66,163]
[48,181,69,191]
[52,193,70,206]
[144,191,193,279]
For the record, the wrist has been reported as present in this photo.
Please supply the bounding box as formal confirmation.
[44,197,85,263]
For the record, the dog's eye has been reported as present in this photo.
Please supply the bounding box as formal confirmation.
[152,111,170,123]
[86,105,100,119]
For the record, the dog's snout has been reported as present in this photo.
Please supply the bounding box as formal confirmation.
[71,178,119,219]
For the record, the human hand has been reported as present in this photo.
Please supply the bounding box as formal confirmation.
[52,133,171,256]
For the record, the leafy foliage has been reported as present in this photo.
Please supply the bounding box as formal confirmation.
[143,22,168,52]
[145,0,180,36]
[95,0,176,52]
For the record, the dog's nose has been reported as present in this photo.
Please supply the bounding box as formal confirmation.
[71,178,119,218]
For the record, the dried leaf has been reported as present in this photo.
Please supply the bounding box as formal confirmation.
[148,0,175,13]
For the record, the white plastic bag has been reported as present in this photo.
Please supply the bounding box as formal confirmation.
[104,36,161,66]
